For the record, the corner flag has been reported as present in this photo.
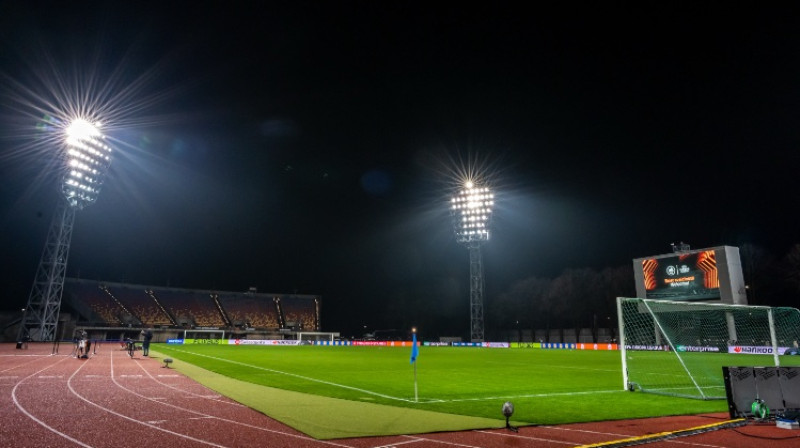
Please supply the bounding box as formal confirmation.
[410,332,419,364]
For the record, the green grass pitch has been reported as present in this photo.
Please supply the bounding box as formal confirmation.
[152,344,728,439]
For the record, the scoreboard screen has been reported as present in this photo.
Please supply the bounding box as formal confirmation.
[641,250,719,300]
[633,246,747,304]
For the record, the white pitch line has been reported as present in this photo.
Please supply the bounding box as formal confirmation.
[444,389,623,403]
[166,348,420,403]
[164,348,627,405]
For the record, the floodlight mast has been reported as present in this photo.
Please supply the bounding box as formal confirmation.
[451,181,494,342]
[18,118,112,342]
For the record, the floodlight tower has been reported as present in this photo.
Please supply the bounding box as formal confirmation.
[18,118,113,341]
[451,180,494,342]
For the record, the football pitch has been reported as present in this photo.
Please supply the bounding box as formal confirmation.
[153,344,728,438]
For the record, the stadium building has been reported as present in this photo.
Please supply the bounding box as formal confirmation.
[6,278,323,343]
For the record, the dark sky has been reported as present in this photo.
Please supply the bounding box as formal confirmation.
[1,2,799,337]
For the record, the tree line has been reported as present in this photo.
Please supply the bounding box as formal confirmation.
[486,243,800,340]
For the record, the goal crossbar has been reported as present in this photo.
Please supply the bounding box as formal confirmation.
[618,297,800,400]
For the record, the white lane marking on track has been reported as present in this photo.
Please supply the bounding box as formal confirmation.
[372,439,425,448]
[133,355,243,406]
[67,353,228,447]
[37,375,63,379]
[474,430,576,445]
[399,435,485,448]
[11,356,94,447]
[530,426,730,448]
[118,349,356,448]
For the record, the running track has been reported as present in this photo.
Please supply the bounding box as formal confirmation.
[2,343,798,448]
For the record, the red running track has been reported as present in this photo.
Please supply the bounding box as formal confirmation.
[1,343,799,448]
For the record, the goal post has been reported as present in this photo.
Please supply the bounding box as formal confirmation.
[183,329,225,341]
[296,331,338,342]
[618,297,800,400]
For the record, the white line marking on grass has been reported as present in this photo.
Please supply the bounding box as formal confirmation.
[444,389,623,403]
[474,429,575,445]
[166,348,421,403]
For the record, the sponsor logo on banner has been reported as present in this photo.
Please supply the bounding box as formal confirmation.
[576,343,618,351]
[227,339,302,345]
[424,342,449,347]
[542,343,576,349]
[625,344,669,351]
[185,339,222,344]
[166,339,184,344]
[676,345,720,352]
[729,346,779,355]
[485,342,510,348]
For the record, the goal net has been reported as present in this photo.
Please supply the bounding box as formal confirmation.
[618,297,800,400]
[183,329,225,341]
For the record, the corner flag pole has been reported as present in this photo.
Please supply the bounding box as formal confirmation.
[410,329,419,402]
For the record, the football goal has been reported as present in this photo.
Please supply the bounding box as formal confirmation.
[183,328,226,341]
[618,297,800,400]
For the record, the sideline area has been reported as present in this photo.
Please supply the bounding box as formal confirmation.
[152,349,510,439]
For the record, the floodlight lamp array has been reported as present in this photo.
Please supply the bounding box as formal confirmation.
[451,184,494,244]
[61,119,112,209]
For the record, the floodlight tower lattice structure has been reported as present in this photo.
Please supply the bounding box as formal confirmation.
[18,119,113,341]
[451,181,494,342]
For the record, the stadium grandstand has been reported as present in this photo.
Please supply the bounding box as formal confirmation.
[57,278,321,342]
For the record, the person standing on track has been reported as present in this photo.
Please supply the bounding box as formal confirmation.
[141,328,153,356]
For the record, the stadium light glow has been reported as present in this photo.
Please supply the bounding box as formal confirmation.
[451,179,494,342]
[451,182,494,244]
[18,116,114,342]
[62,118,113,209]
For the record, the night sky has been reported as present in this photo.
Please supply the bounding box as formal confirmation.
[1,2,799,338]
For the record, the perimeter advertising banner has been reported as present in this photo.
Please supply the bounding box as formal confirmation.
[228,339,303,345]
[727,345,795,355]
